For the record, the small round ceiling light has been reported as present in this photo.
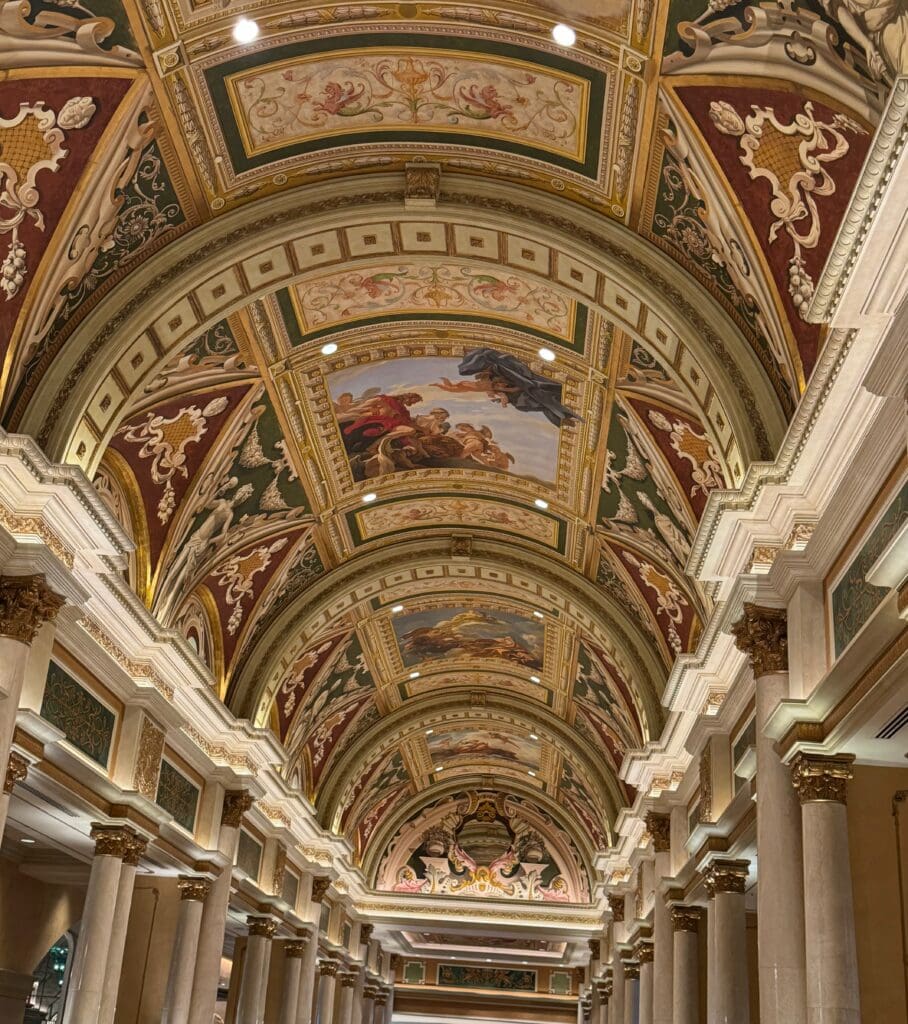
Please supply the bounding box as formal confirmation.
[538,347,556,362]
[233,17,260,43]
[530,674,541,684]
[529,733,539,740]
[436,765,445,772]
[534,498,549,510]
[426,728,434,735]
[552,23,576,47]
[391,604,404,613]
[533,610,544,619]
[362,492,377,503]
[20,837,36,844]
[409,670,420,679]
[321,342,338,355]
[528,770,536,777]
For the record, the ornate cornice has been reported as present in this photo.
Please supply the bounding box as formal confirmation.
[791,752,855,804]
[731,603,788,677]
[671,906,702,932]
[607,894,625,922]
[221,790,254,828]
[703,859,750,897]
[285,940,308,958]
[247,916,277,939]
[0,575,64,644]
[644,811,671,853]
[311,875,332,903]
[178,876,211,902]
[90,823,136,859]
[3,751,28,794]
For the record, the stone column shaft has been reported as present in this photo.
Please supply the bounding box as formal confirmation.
[793,754,862,1024]
[162,878,210,1024]
[296,932,318,1024]
[623,965,640,1024]
[97,835,147,1024]
[316,963,339,1024]
[63,826,134,1024]
[338,972,358,1024]
[637,942,654,1024]
[733,604,807,1024]
[279,942,308,1024]
[670,907,701,1024]
[237,918,276,1024]
[704,860,750,1024]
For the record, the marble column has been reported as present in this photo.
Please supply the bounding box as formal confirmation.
[237,917,276,1024]
[63,825,134,1024]
[732,604,807,1024]
[646,813,673,1024]
[278,941,308,1024]
[98,833,147,1024]
[623,963,640,1024]
[601,978,613,1024]
[670,906,701,1024]
[338,970,359,1024]
[637,942,655,1024]
[316,961,339,1024]
[791,753,862,1024]
[0,575,63,842]
[187,790,254,1024]
[361,984,378,1024]
[704,859,750,1024]
[296,930,319,1024]
[373,990,388,1024]
[162,877,211,1024]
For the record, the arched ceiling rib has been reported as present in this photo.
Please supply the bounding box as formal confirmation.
[2,0,892,900]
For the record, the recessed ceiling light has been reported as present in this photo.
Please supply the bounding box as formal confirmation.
[534,498,549,509]
[321,342,338,355]
[530,675,541,683]
[552,23,576,47]
[233,17,259,43]
[426,729,434,735]
[533,610,544,619]
[528,770,536,777]
[20,837,36,844]
[391,604,404,613]
[436,765,445,771]
[529,733,539,740]
[538,347,556,362]
[362,492,377,503]
[410,671,420,679]
[486,958,493,963]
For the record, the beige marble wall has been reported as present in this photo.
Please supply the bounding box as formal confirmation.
[847,764,908,1023]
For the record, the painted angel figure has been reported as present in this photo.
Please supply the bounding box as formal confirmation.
[435,348,580,426]
[820,0,908,80]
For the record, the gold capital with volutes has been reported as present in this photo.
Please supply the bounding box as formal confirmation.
[0,575,64,644]
[731,602,788,677]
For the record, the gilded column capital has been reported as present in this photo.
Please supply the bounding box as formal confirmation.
[221,790,254,828]
[318,959,339,977]
[603,979,613,999]
[644,811,671,853]
[390,953,401,970]
[310,875,332,902]
[90,823,136,859]
[363,985,380,1000]
[607,894,625,922]
[0,574,65,644]
[360,923,374,945]
[703,858,750,897]
[247,916,277,939]
[635,940,654,964]
[4,750,28,794]
[623,963,640,981]
[671,906,702,932]
[375,991,388,1006]
[730,602,788,676]
[285,940,308,958]
[791,752,855,804]
[588,938,601,960]
[178,876,211,902]
[123,833,148,867]
[339,970,359,988]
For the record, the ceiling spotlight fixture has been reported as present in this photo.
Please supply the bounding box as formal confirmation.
[533,610,544,619]
[552,23,576,46]
[233,17,260,43]
[436,765,445,771]
[529,733,539,740]
[538,346,556,362]
[534,498,549,510]
[530,674,541,684]
[528,770,536,777]
[20,837,35,844]
[362,492,377,503]
[409,671,420,679]
[426,729,434,735]
[391,604,404,613]
[321,342,338,355]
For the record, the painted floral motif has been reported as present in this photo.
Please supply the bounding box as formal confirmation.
[231,51,584,158]
[621,549,689,654]
[708,99,867,316]
[646,408,724,498]
[211,536,289,635]
[117,397,229,523]
[295,264,573,338]
[0,98,96,300]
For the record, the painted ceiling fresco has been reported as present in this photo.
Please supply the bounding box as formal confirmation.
[4,0,897,906]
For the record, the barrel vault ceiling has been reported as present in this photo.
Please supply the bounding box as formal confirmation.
[1,0,891,930]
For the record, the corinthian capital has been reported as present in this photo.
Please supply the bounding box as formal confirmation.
[607,894,625,922]
[3,751,28,794]
[0,575,65,644]
[644,811,671,853]
[731,602,788,677]
[221,790,254,828]
[791,752,855,804]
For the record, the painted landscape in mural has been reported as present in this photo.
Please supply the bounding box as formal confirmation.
[427,728,541,771]
[393,606,544,670]
[329,351,575,484]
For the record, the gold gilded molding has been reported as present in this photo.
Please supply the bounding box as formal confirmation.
[791,752,855,804]
[671,906,702,932]
[90,823,136,859]
[699,743,713,823]
[731,602,788,676]
[644,811,671,853]
[178,876,211,901]
[0,575,65,644]
[0,509,74,569]
[703,858,749,897]
[133,716,165,798]
[247,916,277,938]
[4,751,28,794]
[221,790,254,827]
[80,617,174,701]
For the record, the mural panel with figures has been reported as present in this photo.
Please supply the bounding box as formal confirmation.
[329,352,576,485]
[392,606,544,671]
[426,728,542,772]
